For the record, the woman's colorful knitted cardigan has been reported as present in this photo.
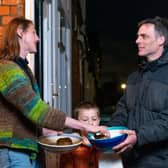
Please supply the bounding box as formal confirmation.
[0,59,66,159]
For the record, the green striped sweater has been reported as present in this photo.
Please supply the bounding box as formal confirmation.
[0,59,66,159]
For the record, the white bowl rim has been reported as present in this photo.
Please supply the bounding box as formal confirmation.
[88,126,128,140]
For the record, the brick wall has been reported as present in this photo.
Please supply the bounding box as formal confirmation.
[0,0,25,48]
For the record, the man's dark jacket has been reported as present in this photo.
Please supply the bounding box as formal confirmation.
[108,48,168,168]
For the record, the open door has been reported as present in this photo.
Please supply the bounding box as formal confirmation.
[35,0,72,116]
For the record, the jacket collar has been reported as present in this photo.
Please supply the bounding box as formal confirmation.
[140,47,168,72]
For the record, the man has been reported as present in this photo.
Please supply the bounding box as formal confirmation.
[108,16,168,168]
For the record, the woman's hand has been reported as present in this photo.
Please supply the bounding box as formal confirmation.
[65,117,110,137]
[84,125,110,137]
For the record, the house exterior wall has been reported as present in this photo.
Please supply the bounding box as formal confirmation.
[0,0,25,48]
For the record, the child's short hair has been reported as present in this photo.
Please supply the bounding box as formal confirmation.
[73,101,100,119]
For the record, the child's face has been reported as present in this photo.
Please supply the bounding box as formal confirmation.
[77,108,100,126]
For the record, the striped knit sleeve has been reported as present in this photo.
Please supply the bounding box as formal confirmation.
[0,61,66,130]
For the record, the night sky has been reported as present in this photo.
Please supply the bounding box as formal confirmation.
[85,0,168,82]
[85,1,168,107]
[86,1,168,40]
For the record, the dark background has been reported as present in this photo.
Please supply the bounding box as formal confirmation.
[86,1,168,39]
[85,0,168,109]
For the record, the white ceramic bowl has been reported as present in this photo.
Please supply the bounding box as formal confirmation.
[38,133,82,153]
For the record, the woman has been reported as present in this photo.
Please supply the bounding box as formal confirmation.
[0,17,107,168]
